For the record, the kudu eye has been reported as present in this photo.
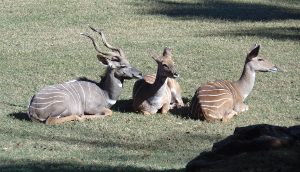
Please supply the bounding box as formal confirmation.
[119,64,127,68]
[258,58,264,61]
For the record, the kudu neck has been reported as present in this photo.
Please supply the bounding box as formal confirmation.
[235,63,256,100]
[152,68,169,92]
[100,68,123,101]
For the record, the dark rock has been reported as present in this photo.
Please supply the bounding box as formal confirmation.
[186,124,300,172]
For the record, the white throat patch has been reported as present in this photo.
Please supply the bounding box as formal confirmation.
[107,99,117,106]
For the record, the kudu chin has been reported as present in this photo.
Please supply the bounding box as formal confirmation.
[28,26,142,125]
[189,44,278,122]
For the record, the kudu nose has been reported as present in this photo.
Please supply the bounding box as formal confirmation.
[131,67,143,79]
[270,66,279,72]
[173,72,179,78]
[136,72,143,79]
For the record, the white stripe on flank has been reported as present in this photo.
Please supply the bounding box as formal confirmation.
[32,101,59,105]
[60,84,76,104]
[200,99,230,108]
[201,107,215,112]
[214,82,223,87]
[37,91,68,96]
[88,82,91,101]
[29,101,63,110]
[77,82,86,106]
[227,83,236,98]
[200,98,231,103]
[219,81,230,91]
[199,92,230,97]
[200,88,228,92]
[34,95,65,100]
[69,82,81,104]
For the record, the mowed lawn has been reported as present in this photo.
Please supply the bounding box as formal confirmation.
[0,0,299,171]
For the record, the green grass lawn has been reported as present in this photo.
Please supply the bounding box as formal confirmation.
[0,0,299,171]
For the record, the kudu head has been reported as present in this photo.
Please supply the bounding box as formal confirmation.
[81,26,142,80]
[152,47,179,79]
[246,44,278,73]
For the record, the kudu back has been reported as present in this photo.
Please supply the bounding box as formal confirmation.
[189,44,278,122]
[28,26,142,124]
[132,48,182,115]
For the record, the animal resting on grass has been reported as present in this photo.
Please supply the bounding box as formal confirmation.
[28,26,142,125]
[132,48,183,115]
[189,44,278,122]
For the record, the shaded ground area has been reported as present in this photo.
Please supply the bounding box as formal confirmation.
[199,26,300,41]
[186,124,300,172]
[0,160,184,172]
[145,0,300,21]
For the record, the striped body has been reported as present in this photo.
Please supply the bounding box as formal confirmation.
[189,44,278,122]
[189,80,245,121]
[28,80,114,122]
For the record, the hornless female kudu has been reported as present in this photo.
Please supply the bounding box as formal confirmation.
[189,44,278,122]
[132,48,183,115]
[143,74,184,109]
[28,26,142,125]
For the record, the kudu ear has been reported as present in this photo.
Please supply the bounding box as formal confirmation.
[247,44,260,59]
[163,47,172,56]
[152,55,162,63]
[97,55,116,68]
[97,54,109,65]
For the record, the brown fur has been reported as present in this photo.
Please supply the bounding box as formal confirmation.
[132,48,180,115]
[189,44,278,122]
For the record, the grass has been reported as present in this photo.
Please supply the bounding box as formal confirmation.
[0,0,299,171]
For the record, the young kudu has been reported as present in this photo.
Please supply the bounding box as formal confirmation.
[28,26,142,124]
[189,44,278,122]
[132,48,182,115]
[143,74,184,109]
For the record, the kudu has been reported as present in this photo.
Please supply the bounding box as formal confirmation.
[189,44,278,122]
[132,48,182,115]
[28,26,142,124]
[143,74,184,109]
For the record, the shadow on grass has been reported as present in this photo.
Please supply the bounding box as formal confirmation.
[0,160,184,172]
[144,0,300,21]
[170,97,191,119]
[199,26,300,41]
[112,99,134,113]
[8,111,31,121]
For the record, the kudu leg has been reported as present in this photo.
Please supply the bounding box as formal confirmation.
[45,115,83,125]
[82,108,113,120]
[222,110,238,122]
[161,103,170,114]
[141,111,151,116]
[234,103,249,113]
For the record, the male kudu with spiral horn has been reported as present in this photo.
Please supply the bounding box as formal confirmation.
[28,26,142,124]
